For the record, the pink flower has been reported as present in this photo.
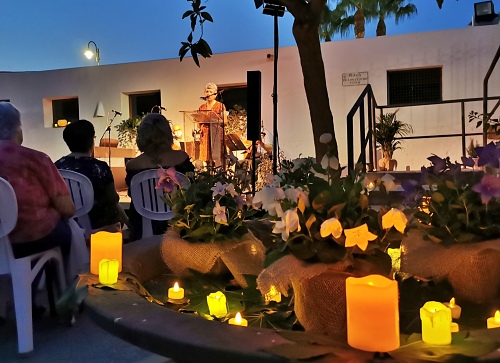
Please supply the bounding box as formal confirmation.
[155,167,179,193]
[472,174,500,204]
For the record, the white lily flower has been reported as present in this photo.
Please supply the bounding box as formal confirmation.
[320,218,343,238]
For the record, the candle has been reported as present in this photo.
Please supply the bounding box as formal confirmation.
[90,231,122,275]
[420,301,452,345]
[206,291,228,318]
[228,312,248,327]
[168,282,184,300]
[443,297,461,320]
[98,259,119,285]
[451,322,459,333]
[265,285,282,303]
[487,310,500,329]
[346,274,400,352]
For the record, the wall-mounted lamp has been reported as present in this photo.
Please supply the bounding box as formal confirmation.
[474,1,497,23]
[84,41,100,65]
[94,101,105,117]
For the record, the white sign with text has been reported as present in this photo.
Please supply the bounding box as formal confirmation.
[342,72,369,86]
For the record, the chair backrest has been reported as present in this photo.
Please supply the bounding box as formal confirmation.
[0,177,18,274]
[58,169,94,236]
[129,169,190,238]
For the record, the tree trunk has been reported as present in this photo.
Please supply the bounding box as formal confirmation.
[284,0,338,161]
[376,17,386,36]
[354,8,365,39]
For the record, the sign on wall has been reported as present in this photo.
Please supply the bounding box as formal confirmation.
[342,72,369,86]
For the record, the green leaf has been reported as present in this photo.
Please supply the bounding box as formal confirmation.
[182,10,194,19]
[200,11,213,22]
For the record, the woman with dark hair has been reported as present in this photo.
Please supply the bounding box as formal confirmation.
[125,113,194,242]
[55,119,129,232]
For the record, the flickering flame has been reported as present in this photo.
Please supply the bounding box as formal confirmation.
[235,312,243,324]
[449,297,455,307]
[495,310,500,322]
[367,182,375,192]
[173,282,180,292]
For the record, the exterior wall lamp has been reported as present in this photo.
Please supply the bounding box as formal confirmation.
[84,41,100,65]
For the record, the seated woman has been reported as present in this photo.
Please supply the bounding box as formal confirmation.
[55,119,129,233]
[126,113,194,242]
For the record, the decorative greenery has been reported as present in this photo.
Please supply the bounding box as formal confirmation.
[225,104,247,136]
[408,143,500,245]
[156,166,256,243]
[375,109,413,159]
[253,134,407,267]
[114,114,143,149]
[179,0,213,67]
[469,110,500,138]
[466,138,479,158]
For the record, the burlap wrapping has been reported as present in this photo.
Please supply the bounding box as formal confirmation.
[257,255,355,335]
[401,230,500,303]
[160,228,266,288]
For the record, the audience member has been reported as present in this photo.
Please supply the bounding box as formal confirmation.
[55,119,129,232]
[125,113,194,242]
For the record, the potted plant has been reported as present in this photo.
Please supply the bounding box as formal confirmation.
[466,138,480,169]
[114,114,143,150]
[375,109,413,171]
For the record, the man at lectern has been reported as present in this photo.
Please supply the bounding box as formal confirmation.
[197,82,226,167]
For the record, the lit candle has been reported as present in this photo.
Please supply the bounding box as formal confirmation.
[420,301,452,345]
[451,322,459,333]
[206,291,227,318]
[98,259,119,285]
[346,275,400,352]
[265,285,282,303]
[487,310,500,329]
[443,297,461,320]
[90,231,122,275]
[168,282,185,300]
[228,312,248,327]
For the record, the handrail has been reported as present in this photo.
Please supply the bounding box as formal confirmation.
[346,84,377,171]
[483,43,500,145]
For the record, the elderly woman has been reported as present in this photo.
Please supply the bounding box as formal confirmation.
[125,113,194,242]
[0,102,75,314]
[55,119,129,232]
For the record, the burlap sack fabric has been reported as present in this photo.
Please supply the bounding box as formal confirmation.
[401,230,500,303]
[160,228,266,288]
[257,254,355,335]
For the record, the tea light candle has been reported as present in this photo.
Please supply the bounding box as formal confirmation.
[451,322,459,333]
[90,231,122,274]
[443,297,461,320]
[487,310,500,329]
[346,274,400,352]
[265,285,282,303]
[420,301,452,345]
[207,291,228,318]
[98,258,119,285]
[228,312,248,327]
[168,282,184,300]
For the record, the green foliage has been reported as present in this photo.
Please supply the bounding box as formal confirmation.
[114,114,143,149]
[375,109,413,158]
[179,0,213,67]
[225,104,247,135]
[466,138,479,158]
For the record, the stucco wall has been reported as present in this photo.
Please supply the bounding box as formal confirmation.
[0,25,498,171]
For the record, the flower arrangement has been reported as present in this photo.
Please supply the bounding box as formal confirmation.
[253,134,408,267]
[156,166,256,243]
[409,141,500,245]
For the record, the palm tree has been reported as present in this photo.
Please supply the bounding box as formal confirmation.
[375,0,417,37]
[319,2,349,41]
[336,0,378,39]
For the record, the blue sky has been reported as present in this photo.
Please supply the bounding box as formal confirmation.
[0,0,489,71]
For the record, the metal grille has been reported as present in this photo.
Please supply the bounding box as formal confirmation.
[387,67,442,105]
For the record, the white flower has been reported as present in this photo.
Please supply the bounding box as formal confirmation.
[320,218,343,239]
[382,208,408,234]
[211,181,227,198]
[213,201,227,224]
[321,154,339,170]
[381,174,397,192]
[319,133,332,144]
[272,208,301,241]
[253,187,285,217]
[225,183,238,197]
[284,186,309,213]
[266,174,282,187]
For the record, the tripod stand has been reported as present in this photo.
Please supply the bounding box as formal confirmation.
[99,110,120,166]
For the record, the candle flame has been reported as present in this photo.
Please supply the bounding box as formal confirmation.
[368,281,374,286]
[449,297,455,307]
[173,282,179,292]
[235,312,242,324]
[495,310,500,322]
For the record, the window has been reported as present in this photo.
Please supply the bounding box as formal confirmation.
[52,98,79,128]
[387,67,442,105]
[129,91,161,117]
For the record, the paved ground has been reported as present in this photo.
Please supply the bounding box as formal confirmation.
[0,290,173,363]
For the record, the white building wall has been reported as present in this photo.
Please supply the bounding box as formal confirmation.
[0,25,498,171]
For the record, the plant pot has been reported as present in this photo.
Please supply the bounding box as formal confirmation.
[379,157,397,171]
[401,230,500,304]
[160,228,266,288]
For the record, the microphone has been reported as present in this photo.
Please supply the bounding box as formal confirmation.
[112,110,122,116]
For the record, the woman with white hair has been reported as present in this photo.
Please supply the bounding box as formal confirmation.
[197,82,226,167]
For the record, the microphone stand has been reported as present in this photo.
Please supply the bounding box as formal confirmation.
[100,111,120,166]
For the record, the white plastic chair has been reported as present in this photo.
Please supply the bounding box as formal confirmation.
[58,169,94,239]
[130,169,190,239]
[0,177,66,354]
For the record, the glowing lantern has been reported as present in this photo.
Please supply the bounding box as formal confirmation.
[420,301,452,345]
[168,282,185,300]
[90,231,122,275]
[98,259,119,285]
[346,275,400,352]
[487,310,500,329]
[228,312,248,327]
[206,291,227,318]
